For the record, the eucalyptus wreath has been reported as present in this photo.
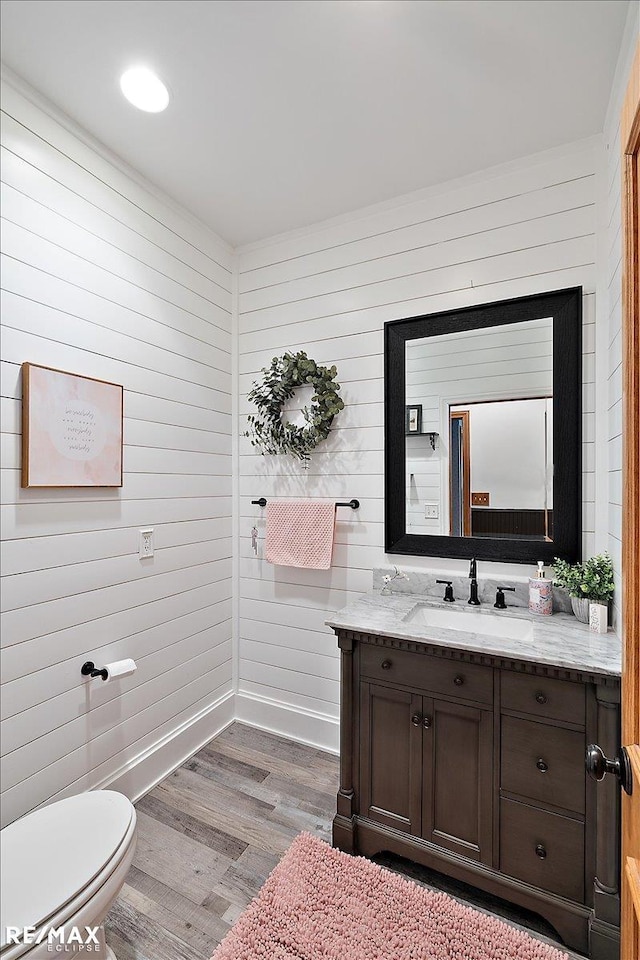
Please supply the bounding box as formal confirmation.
[245,351,344,462]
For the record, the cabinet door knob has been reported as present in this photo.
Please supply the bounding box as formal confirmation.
[536,758,549,773]
[381,659,392,670]
[411,713,423,726]
[585,744,633,795]
[535,692,547,704]
[535,844,547,860]
[453,675,464,686]
[423,716,432,729]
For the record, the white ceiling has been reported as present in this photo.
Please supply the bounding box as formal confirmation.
[0,0,630,247]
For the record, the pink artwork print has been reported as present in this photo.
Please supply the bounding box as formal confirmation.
[23,364,123,487]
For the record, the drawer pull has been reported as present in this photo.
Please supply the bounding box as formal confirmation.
[423,716,432,729]
[453,675,464,686]
[535,844,547,860]
[535,692,547,705]
[411,713,423,727]
[381,659,392,670]
[536,758,549,773]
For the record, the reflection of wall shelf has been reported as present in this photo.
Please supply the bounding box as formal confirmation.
[406,431,438,450]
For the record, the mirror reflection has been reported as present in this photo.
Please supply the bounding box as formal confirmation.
[405,317,553,541]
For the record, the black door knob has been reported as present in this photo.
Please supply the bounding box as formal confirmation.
[585,744,633,795]
[411,713,423,727]
[536,758,549,773]
[535,844,547,860]
[453,675,464,686]
[423,716,432,729]
[381,659,392,670]
[535,692,547,704]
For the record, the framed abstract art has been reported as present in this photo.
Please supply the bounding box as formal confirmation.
[21,363,123,488]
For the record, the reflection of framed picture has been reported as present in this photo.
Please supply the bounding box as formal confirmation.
[22,363,123,488]
[405,404,422,435]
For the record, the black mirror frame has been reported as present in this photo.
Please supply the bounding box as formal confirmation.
[384,287,582,564]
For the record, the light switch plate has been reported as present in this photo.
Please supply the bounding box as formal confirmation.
[424,503,439,519]
[139,528,154,559]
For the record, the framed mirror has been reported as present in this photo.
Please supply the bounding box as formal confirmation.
[384,288,582,563]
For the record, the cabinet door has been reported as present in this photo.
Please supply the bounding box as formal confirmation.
[360,682,423,835]
[422,697,493,864]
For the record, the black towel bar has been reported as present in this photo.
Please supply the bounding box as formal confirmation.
[251,498,359,510]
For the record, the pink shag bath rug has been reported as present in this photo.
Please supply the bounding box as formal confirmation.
[211,832,568,960]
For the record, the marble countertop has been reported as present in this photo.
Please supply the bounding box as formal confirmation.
[326,591,622,678]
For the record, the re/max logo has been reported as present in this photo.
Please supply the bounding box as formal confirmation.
[4,926,101,951]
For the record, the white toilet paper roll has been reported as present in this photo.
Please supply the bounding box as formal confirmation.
[103,658,137,682]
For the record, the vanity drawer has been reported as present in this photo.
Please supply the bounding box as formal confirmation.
[360,645,493,704]
[501,671,585,726]
[500,798,584,902]
[501,716,585,813]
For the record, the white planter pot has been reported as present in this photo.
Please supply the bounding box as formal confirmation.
[571,597,590,623]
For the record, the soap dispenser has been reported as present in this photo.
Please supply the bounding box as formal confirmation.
[529,561,553,616]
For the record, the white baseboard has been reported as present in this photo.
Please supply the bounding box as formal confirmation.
[86,689,336,810]
[235,689,339,755]
[101,689,236,803]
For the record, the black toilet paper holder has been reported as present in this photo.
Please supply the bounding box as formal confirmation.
[81,661,108,681]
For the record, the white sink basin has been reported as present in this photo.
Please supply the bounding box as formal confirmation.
[404,603,534,642]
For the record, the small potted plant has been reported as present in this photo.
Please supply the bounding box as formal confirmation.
[553,554,614,627]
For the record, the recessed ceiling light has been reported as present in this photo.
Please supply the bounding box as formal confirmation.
[120,66,169,113]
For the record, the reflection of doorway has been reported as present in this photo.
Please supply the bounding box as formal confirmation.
[449,410,471,536]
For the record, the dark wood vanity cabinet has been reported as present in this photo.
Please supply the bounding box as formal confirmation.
[333,630,621,960]
[360,683,493,861]
[359,684,422,835]
[422,697,493,862]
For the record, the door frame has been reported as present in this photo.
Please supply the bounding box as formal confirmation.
[620,41,640,960]
[449,409,471,536]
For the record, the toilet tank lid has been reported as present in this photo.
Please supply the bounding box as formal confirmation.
[0,790,134,946]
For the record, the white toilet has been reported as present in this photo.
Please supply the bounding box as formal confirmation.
[0,791,136,959]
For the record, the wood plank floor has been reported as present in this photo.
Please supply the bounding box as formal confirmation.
[106,722,584,959]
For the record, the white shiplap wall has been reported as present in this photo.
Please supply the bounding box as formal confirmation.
[600,10,639,632]
[237,140,599,752]
[0,81,234,827]
[604,119,624,633]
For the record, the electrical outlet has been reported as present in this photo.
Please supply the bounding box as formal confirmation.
[424,503,439,519]
[139,528,154,559]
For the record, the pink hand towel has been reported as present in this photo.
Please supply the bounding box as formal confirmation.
[265,499,336,569]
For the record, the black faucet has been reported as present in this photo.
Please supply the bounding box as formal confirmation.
[468,558,480,605]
